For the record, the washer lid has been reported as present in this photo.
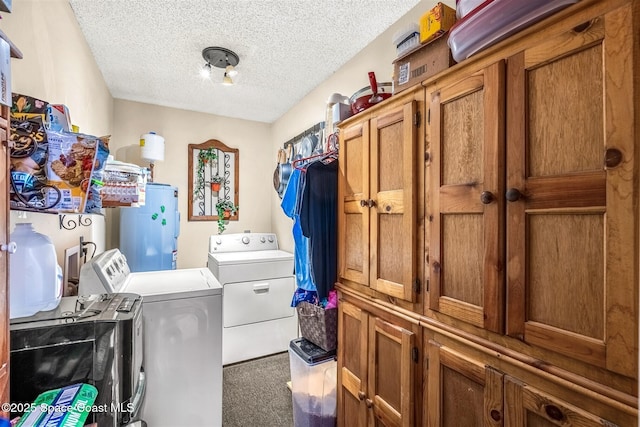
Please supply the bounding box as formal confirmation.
[123,268,222,302]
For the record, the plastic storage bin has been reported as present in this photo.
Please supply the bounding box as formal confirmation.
[456,0,486,18]
[448,0,579,63]
[289,338,337,427]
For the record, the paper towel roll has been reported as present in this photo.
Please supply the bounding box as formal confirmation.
[140,132,165,162]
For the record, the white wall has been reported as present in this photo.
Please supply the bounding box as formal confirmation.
[108,100,272,268]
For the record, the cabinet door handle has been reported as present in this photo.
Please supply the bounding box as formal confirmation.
[480,191,495,205]
[360,199,367,207]
[505,188,523,202]
[367,199,376,208]
[357,391,365,401]
[365,398,373,408]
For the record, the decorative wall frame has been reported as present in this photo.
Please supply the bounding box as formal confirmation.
[188,139,239,222]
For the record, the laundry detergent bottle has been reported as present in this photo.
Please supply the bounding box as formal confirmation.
[9,223,62,318]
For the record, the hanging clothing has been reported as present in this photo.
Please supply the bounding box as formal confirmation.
[299,158,338,301]
[280,167,317,299]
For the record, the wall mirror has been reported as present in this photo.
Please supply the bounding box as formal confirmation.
[188,139,239,222]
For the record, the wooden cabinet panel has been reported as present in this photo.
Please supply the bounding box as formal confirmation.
[428,61,506,333]
[340,123,370,287]
[369,102,417,302]
[338,299,368,427]
[338,96,419,303]
[427,340,504,427]
[505,6,637,377]
[337,296,419,427]
[504,376,634,427]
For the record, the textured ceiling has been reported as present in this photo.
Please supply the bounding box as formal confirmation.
[69,0,423,123]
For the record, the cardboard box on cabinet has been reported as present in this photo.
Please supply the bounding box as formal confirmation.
[393,34,454,93]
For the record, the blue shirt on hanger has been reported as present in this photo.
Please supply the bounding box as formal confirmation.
[281,168,317,296]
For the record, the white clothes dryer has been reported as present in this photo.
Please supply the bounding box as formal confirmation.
[207,232,298,365]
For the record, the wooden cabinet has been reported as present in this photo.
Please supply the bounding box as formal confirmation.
[425,334,637,427]
[426,3,637,378]
[338,91,420,303]
[337,1,638,426]
[427,60,506,334]
[337,295,420,427]
[503,376,635,427]
[427,340,504,427]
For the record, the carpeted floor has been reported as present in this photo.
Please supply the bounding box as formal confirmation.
[223,352,294,427]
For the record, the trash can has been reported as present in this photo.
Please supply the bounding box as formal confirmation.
[289,337,337,427]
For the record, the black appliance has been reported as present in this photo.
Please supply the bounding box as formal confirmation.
[10,293,145,426]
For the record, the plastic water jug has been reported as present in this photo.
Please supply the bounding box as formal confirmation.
[9,223,62,319]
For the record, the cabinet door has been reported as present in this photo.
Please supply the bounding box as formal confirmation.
[505,7,637,377]
[427,340,503,427]
[339,122,370,287]
[428,61,506,332]
[368,316,416,427]
[0,106,9,412]
[504,376,630,426]
[337,299,369,427]
[369,101,418,302]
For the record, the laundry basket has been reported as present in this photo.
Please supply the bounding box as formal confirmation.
[296,302,337,351]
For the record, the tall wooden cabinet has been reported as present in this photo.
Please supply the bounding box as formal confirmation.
[338,89,423,304]
[426,0,637,381]
[337,0,638,426]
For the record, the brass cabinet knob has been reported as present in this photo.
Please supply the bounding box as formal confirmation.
[357,391,365,401]
[365,398,373,408]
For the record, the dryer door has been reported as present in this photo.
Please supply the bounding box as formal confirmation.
[224,277,295,327]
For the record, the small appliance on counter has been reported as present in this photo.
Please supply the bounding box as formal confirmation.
[10,293,145,427]
[79,248,223,427]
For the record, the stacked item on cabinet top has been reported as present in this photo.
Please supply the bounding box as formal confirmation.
[455,0,485,18]
[449,0,580,63]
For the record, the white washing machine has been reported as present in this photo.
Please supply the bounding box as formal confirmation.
[207,232,297,365]
[79,248,223,427]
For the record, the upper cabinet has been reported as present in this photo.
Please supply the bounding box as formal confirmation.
[504,7,636,378]
[338,91,421,303]
[427,60,506,334]
[426,4,637,378]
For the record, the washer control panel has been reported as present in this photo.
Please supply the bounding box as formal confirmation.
[79,248,131,295]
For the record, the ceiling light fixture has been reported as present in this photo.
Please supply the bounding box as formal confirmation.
[201,46,240,85]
